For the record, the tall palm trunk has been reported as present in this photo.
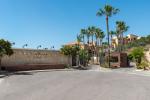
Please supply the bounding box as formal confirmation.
[96,37,99,63]
[91,34,94,63]
[99,39,103,64]
[100,39,103,56]
[97,38,99,46]
[83,35,85,66]
[106,16,110,67]
[77,41,80,66]
[121,33,124,52]
[83,35,85,47]
[118,33,122,52]
[116,34,120,52]
[92,34,94,46]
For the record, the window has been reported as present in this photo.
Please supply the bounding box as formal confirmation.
[110,56,118,63]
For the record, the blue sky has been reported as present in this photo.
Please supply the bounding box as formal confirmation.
[0,0,150,49]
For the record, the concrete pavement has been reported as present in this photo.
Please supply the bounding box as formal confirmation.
[0,69,150,100]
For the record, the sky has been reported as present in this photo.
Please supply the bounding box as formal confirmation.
[0,0,150,50]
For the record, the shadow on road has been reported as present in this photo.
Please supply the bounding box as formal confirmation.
[0,71,33,78]
[0,69,76,78]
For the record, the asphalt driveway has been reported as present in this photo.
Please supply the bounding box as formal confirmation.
[0,69,150,100]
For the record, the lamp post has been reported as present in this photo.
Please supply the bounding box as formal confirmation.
[44,48,48,50]
[11,42,15,46]
[22,44,28,48]
[37,45,42,49]
[50,46,54,50]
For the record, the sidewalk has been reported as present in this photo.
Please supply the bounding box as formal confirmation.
[88,65,150,76]
[87,65,111,72]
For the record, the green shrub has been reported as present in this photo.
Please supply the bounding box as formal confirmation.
[130,47,144,64]
[128,54,133,61]
[64,65,70,69]
[101,62,109,68]
[79,49,89,67]
[137,60,150,69]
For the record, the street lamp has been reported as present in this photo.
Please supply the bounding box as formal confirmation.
[50,46,54,50]
[22,44,28,48]
[44,48,48,50]
[11,42,15,45]
[37,45,42,49]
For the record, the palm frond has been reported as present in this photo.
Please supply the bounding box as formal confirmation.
[96,9,104,16]
[113,8,119,15]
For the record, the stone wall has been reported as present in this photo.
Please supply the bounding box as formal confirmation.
[1,48,72,71]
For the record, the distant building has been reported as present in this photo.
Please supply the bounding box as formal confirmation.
[65,41,85,49]
[65,41,103,54]
[112,34,140,48]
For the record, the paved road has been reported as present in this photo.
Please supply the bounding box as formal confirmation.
[0,70,150,100]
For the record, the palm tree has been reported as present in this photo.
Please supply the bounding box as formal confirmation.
[95,28,100,46]
[109,31,116,43]
[86,29,90,45]
[95,28,105,64]
[80,29,87,47]
[95,28,101,63]
[97,5,119,67]
[99,32,105,47]
[76,34,82,66]
[80,29,87,66]
[112,30,120,51]
[87,26,96,46]
[77,34,82,47]
[98,30,105,58]
[116,21,129,52]
[95,28,105,47]
[87,27,95,63]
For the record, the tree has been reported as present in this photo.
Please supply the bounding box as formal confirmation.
[87,26,96,46]
[0,39,13,69]
[80,29,87,46]
[109,31,116,44]
[61,45,73,67]
[86,29,90,45]
[130,47,144,64]
[87,26,96,63]
[97,5,119,67]
[77,34,82,46]
[79,49,89,67]
[60,46,73,56]
[116,21,129,52]
[95,28,105,64]
[76,34,83,66]
[99,30,105,47]
[95,28,105,55]
[95,28,101,46]
[61,44,81,67]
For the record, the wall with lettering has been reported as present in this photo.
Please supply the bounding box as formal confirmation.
[1,49,72,70]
